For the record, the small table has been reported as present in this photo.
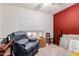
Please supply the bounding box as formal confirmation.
[38,37,46,48]
[0,40,13,56]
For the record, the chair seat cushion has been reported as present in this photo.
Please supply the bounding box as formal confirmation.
[25,41,38,53]
[17,38,29,45]
[29,38,37,42]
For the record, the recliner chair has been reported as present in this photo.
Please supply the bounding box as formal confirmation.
[9,31,39,56]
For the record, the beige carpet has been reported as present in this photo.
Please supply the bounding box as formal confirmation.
[35,44,71,56]
[3,44,71,56]
[4,48,11,56]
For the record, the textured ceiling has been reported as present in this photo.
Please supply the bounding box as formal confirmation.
[5,3,75,14]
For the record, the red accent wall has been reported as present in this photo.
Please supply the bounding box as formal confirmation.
[54,3,79,35]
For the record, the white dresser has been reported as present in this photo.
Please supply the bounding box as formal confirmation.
[59,36,70,49]
[59,34,79,52]
[68,38,79,52]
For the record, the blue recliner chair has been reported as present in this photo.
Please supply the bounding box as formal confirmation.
[9,31,39,56]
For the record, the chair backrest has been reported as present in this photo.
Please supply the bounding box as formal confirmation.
[46,33,50,39]
[9,31,28,42]
[46,33,51,43]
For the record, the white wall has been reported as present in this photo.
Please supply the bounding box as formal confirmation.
[0,4,3,38]
[2,4,17,37]
[1,4,53,38]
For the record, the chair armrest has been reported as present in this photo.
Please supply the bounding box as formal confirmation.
[0,40,13,52]
[14,42,25,49]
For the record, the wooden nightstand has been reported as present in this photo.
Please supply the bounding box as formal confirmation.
[38,37,46,48]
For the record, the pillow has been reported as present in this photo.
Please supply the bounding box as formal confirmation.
[62,34,69,37]
[17,38,29,45]
[28,35,37,42]
[27,32,37,42]
[69,34,79,38]
[62,34,79,39]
